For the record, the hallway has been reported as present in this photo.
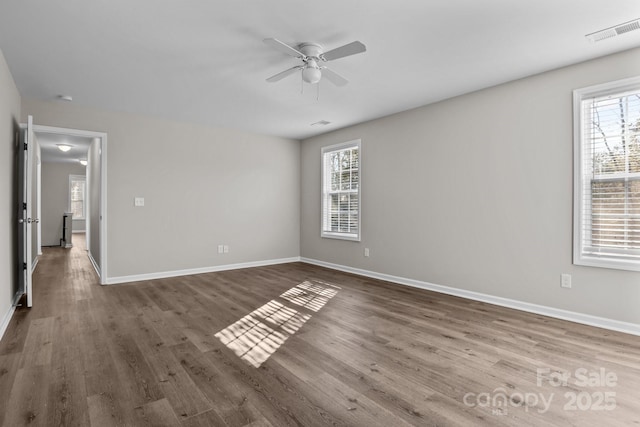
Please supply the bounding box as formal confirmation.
[0,233,101,425]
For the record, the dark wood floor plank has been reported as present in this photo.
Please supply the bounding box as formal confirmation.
[87,392,129,427]
[2,365,52,427]
[104,325,165,408]
[129,315,213,419]
[170,341,263,426]
[134,398,182,427]
[46,311,91,427]
[202,344,343,427]
[0,352,21,426]
[18,316,54,368]
[0,308,29,356]
[181,408,229,427]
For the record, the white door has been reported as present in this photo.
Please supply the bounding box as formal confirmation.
[17,116,34,307]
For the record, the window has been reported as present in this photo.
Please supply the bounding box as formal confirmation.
[573,77,640,271]
[321,140,361,241]
[69,175,86,220]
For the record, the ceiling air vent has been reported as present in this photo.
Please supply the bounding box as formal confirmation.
[586,18,640,42]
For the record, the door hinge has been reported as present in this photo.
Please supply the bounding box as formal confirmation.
[23,263,27,270]
[23,202,27,210]
[23,142,28,150]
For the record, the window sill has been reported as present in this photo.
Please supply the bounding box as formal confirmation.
[321,232,361,242]
[574,255,640,273]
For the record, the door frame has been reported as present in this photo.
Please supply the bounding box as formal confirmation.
[33,124,108,284]
[36,156,42,256]
[18,117,34,306]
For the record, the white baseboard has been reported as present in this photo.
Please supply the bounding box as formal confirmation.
[105,257,302,285]
[88,251,101,280]
[31,256,39,273]
[300,257,640,337]
[0,292,23,342]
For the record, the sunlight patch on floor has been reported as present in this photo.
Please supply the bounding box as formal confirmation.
[214,280,340,368]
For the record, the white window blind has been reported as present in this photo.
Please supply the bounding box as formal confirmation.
[574,77,640,271]
[321,140,361,241]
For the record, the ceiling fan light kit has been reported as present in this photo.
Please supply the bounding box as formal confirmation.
[264,38,366,87]
[302,65,322,84]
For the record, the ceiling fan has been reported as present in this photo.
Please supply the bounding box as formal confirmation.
[263,38,366,86]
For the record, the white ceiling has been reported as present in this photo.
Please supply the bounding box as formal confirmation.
[1,1,639,140]
[36,132,92,164]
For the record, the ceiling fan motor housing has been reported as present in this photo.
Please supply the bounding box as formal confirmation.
[298,42,323,59]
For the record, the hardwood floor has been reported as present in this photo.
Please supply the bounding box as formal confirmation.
[1,238,639,426]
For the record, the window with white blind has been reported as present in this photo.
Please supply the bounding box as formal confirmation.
[573,77,640,271]
[69,175,86,220]
[321,140,361,241]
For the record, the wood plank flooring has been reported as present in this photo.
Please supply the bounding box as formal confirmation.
[1,236,639,426]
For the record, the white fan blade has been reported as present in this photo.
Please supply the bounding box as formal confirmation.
[263,38,306,58]
[321,67,349,86]
[322,41,366,61]
[266,66,302,82]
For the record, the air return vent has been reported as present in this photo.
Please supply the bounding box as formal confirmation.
[586,18,640,42]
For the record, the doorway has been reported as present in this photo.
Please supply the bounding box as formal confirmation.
[32,125,108,284]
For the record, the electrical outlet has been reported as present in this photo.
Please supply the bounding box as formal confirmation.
[223,245,229,253]
[134,197,145,207]
[218,245,224,254]
[364,248,370,257]
[561,273,572,289]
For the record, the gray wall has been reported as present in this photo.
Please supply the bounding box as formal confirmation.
[301,47,640,325]
[0,48,21,325]
[21,99,301,279]
[41,162,86,246]
[88,138,101,271]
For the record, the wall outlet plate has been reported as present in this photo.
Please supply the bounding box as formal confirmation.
[561,273,572,289]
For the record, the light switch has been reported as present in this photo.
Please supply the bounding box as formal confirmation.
[134,197,145,207]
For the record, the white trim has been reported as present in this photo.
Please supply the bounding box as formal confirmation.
[300,257,640,337]
[36,153,42,257]
[32,125,108,284]
[0,292,24,342]
[72,230,86,233]
[105,257,302,285]
[573,76,640,272]
[321,139,362,242]
[100,135,108,284]
[88,251,102,279]
[31,256,39,273]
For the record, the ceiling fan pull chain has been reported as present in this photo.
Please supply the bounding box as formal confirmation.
[316,81,320,101]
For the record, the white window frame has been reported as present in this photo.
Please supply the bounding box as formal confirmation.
[321,139,361,241]
[69,174,86,220]
[573,76,640,272]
